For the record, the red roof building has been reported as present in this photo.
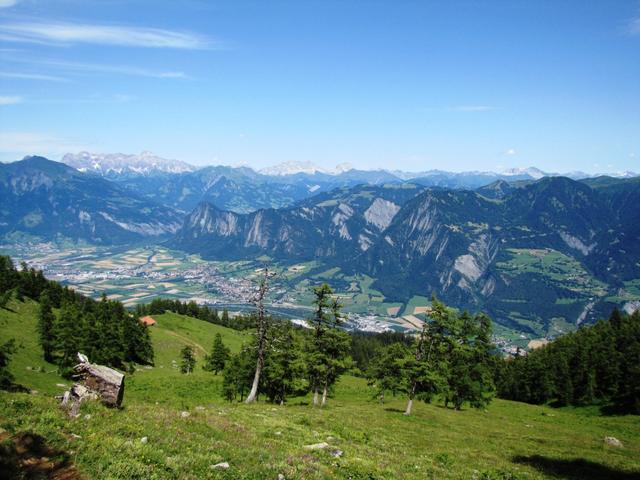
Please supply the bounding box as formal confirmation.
[139,315,157,326]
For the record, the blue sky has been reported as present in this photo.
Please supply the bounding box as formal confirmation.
[0,0,638,173]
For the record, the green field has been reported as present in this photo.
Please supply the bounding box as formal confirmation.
[2,298,640,479]
[496,248,608,297]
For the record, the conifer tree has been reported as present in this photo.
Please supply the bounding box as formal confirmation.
[56,300,84,374]
[261,322,308,404]
[367,342,409,404]
[222,355,240,401]
[204,333,230,374]
[221,309,230,327]
[180,345,196,374]
[307,284,351,407]
[0,339,17,390]
[37,291,56,363]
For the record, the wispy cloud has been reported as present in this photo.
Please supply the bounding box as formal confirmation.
[0,21,215,49]
[626,15,640,35]
[0,0,20,8]
[448,105,493,112]
[504,148,517,156]
[4,56,189,79]
[39,93,137,105]
[0,95,22,105]
[0,71,68,82]
[0,131,90,159]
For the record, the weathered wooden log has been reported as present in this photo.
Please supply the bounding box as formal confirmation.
[72,353,125,408]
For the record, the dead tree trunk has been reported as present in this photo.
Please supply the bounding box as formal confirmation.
[245,267,270,404]
[321,382,328,407]
[60,353,125,416]
[76,364,125,407]
[404,383,416,416]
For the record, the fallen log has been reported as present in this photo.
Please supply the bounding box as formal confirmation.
[73,354,125,408]
[59,353,125,416]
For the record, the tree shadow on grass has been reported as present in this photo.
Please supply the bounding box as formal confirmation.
[0,431,82,479]
[383,407,405,413]
[513,455,640,480]
[599,403,638,416]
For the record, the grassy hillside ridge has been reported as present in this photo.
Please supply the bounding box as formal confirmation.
[127,311,249,406]
[0,298,64,395]
[2,380,640,479]
[1,299,640,479]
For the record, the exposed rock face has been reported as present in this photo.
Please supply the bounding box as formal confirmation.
[623,301,640,315]
[170,184,422,262]
[450,234,498,289]
[559,231,595,255]
[171,176,639,330]
[364,198,400,230]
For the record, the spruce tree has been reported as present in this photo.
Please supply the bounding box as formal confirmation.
[56,300,84,374]
[204,333,230,374]
[222,355,240,401]
[307,284,351,407]
[262,322,308,404]
[0,339,17,390]
[180,345,196,374]
[367,342,409,404]
[221,309,230,327]
[37,291,56,363]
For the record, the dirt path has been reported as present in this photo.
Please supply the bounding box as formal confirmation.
[163,330,207,355]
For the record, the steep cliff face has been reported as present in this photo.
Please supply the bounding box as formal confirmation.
[170,176,639,330]
[363,189,502,307]
[170,184,423,261]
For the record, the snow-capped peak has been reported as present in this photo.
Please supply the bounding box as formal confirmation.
[610,170,638,178]
[260,161,354,176]
[62,151,196,177]
[500,166,546,179]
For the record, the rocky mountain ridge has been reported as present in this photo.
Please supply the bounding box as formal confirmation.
[0,157,182,244]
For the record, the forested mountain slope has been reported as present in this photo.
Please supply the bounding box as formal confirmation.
[0,157,183,244]
[171,176,640,332]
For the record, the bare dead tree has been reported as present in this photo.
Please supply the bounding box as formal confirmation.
[245,266,271,404]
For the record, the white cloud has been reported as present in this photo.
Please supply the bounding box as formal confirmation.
[449,105,493,112]
[0,132,90,159]
[0,0,20,8]
[0,95,22,105]
[17,58,188,79]
[0,22,215,49]
[0,71,68,82]
[504,148,517,156]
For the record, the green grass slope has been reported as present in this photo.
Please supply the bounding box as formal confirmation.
[127,311,249,406]
[1,299,640,479]
[0,298,67,395]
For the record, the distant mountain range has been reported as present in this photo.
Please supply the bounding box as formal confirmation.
[52,151,637,214]
[62,151,196,178]
[1,154,639,336]
[0,156,182,244]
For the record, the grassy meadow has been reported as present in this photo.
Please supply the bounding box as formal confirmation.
[1,298,640,479]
